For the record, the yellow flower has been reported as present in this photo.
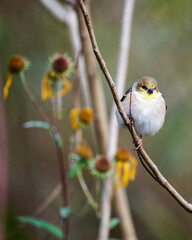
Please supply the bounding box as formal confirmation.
[41,54,74,101]
[41,71,72,101]
[74,145,93,159]
[69,107,93,130]
[115,148,138,188]
[3,55,28,100]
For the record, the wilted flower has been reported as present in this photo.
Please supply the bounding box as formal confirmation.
[70,107,93,130]
[74,145,93,159]
[115,148,138,188]
[79,107,93,125]
[89,157,113,179]
[68,145,93,179]
[41,54,73,101]
[3,55,29,99]
[52,55,69,73]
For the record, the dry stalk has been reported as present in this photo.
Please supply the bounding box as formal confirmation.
[110,0,137,239]
[78,0,192,217]
[76,0,108,154]
[0,79,7,240]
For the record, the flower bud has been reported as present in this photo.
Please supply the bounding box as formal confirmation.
[75,145,93,159]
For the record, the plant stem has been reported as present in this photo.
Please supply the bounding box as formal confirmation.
[20,72,69,238]
[77,170,98,212]
[20,72,50,123]
[54,131,69,240]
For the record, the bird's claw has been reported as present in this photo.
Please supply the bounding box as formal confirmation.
[133,137,142,150]
[129,116,134,124]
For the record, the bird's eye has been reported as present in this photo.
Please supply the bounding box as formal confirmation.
[141,86,148,90]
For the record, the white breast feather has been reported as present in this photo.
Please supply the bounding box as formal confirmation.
[116,89,166,136]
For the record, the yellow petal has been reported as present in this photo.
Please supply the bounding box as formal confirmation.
[122,162,130,187]
[59,76,72,97]
[129,166,136,181]
[116,162,123,188]
[3,72,12,100]
[41,77,52,101]
[69,108,80,130]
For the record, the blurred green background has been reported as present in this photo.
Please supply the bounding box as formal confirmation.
[1,0,192,239]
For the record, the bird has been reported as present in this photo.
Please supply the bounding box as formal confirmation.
[116,76,167,149]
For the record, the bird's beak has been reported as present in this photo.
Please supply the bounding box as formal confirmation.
[148,88,153,94]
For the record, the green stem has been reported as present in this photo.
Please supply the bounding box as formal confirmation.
[77,170,98,213]
[19,72,50,123]
[20,72,69,239]
[57,80,63,120]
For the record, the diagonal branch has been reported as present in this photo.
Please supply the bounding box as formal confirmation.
[77,0,192,213]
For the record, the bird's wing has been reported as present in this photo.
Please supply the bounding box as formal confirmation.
[120,87,132,102]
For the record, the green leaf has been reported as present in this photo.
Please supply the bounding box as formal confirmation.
[60,207,71,218]
[16,216,63,239]
[23,121,63,147]
[23,121,51,130]
[67,164,81,179]
[109,217,120,229]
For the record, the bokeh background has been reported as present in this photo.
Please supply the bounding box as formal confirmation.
[1,0,192,239]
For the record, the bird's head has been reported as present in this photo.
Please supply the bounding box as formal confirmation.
[135,76,159,99]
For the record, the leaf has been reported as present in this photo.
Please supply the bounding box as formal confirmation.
[23,121,51,130]
[23,121,63,147]
[60,207,71,218]
[67,163,81,179]
[16,216,63,239]
[109,217,120,229]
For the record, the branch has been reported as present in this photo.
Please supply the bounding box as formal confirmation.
[77,0,192,214]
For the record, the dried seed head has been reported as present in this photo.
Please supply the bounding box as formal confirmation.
[8,55,25,73]
[95,157,111,173]
[52,55,69,73]
[75,145,93,159]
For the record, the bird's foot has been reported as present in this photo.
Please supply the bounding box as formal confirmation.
[129,116,134,124]
[133,136,143,150]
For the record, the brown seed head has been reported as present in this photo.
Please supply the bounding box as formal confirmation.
[95,157,111,173]
[52,55,69,73]
[8,55,25,73]
[75,145,93,159]
[79,107,93,124]
[115,148,130,162]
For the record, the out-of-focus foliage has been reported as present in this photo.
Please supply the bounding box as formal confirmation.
[1,0,192,239]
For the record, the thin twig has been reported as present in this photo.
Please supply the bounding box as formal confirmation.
[78,0,192,213]
[77,170,98,212]
[20,72,50,123]
[33,183,62,216]
[53,130,69,240]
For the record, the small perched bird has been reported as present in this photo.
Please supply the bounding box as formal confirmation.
[116,76,166,148]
